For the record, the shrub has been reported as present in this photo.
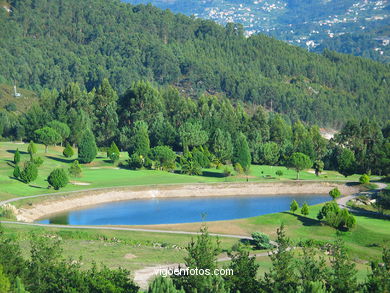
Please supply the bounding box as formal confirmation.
[149,146,176,171]
[14,149,20,165]
[192,148,211,168]
[234,163,244,174]
[329,187,341,200]
[317,201,355,230]
[69,160,82,177]
[63,143,74,158]
[180,156,202,176]
[223,166,233,177]
[290,200,299,213]
[128,153,144,170]
[301,203,309,216]
[275,170,283,177]
[0,204,17,219]
[107,142,120,163]
[48,168,69,190]
[359,174,370,185]
[5,102,16,112]
[32,156,44,167]
[251,232,273,249]
[20,161,38,183]
[13,165,21,178]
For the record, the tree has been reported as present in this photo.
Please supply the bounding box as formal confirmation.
[301,203,309,216]
[78,129,97,164]
[180,155,202,176]
[15,277,29,293]
[127,121,150,158]
[313,160,324,176]
[150,146,176,171]
[337,148,356,177]
[20,161,38,183]
[328,239,358,292]
[34,127,62,153]
[212,128,233,163]
[251,232,273,249]
[290,200,299,214]
[225,247,260,293]
[68,160,82,177]
[288,152,312,179]
[179,122,208,153]
[47,120,70,146]
[63,143,74,158]
[48,168,69,190]
[128,153,144,170]
[14,149,20,165]
[107,142,120,163]
[317,202,356,230]
[27,141,37,158]
[0,264,11,293]
[258,142,280,165]
[233,133,251,171]
[365,248,390,293]
[13,165,21,179]
[359,174,370,184]
[329,187,341,200]
[148,276,184,293]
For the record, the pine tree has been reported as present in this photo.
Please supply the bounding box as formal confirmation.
[148,276,184,293]
[107,142,120,163]
[78,129,97,164]
[233,132,251,171]
[14,149,20,165]
[20,161,38,183]
[127,121,150,158]
[63,143,74,158]
[27,141,37,158]
[69,160,82,177]
[13,165,21,178]
[48,168,69,190]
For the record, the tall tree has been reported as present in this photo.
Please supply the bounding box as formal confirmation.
[78,129,97,164]
[212,128,233,163]
[127,121,150,158]
[34,127,62,153]
[179,122,208,154]
[337,148,356,177]
[233,132,251,171]
[288,152,312,179]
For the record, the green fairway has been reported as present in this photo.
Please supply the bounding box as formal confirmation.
[0,141,362,201]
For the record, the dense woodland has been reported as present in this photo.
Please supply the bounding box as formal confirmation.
[0,0,389,126]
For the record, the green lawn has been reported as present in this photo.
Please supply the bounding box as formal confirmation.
[0,141,362,201]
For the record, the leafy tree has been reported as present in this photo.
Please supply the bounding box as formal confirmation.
[107,142,120,163]
[34,127,62,153]
[329,187,341,200]
[68,160,82,178]
[301,203,309,216]
[317,202,356,230]
[251,232,273,249]
[78,129,97,164]
[313,160,324,176]
[63,143,74,158]
[127,121,150,158]
[212,128,233,163]
[359,174,370,184]
[337,148,356,177]
[13,165,21,178]
[225,247,260,293]
[179,122,208,153]
[262,224,299,292]
[47,120,70,146]
[258,142,280,165]
[233,133,251,171]
[288,152,312,179]
[328,239,358,293]
[48,169,69,190]
[27,141,37,158]
[20,161,38,184]
[290,200,299,214]
[148,276,184,293]
[14,149,20,165]
[150,146,176,171]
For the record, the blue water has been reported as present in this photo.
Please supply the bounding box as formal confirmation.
[38,194,327,225]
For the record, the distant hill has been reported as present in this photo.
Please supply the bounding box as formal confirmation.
[127,0,390,63]
[0,83,38,114]
[0,0,389,127]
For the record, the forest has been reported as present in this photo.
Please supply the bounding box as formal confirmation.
[0,0,389,126]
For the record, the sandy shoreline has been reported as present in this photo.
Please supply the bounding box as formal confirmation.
[15,181,360,223]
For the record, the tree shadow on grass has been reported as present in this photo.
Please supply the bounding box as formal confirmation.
[281,211,322,226]
[348,207,390,220]
[201,171,226,178]
[45,155,74,164]
[7,149,28,155]
[28,184,48,189]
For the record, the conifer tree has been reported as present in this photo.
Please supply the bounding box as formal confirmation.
[78,129,97,164]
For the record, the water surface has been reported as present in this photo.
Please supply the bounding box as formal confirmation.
[38,194,327,225]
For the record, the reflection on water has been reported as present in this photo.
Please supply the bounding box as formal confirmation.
[38,194,328,226]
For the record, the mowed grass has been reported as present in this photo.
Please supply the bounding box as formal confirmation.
[0,141,362,200]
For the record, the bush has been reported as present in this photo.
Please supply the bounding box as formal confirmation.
[63,143,74,158]
[68,160,82,177]
[48,168,69,190]
[317,201,355,230]
[192,148,211,168]
[107,142,120,163]
[32,156,44,167]
[234,163,244,174]
[0,204,17,219]
[14,149,20,165]
[329,187,341,200]
[20,161,38,183]
[359,174,370,185]
[223,166,233,177]
[128,153,144,170]
[149,146,176,171]
[13,165,21,178]
[275,170,283,177]
[5,103,17,112]
[251,232,273,249]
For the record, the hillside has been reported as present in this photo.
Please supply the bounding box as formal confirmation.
[0,83,38,113]
[0,0,389,127]
[128,0,390,62]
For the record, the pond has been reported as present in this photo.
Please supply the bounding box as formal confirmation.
[37,194,328,225]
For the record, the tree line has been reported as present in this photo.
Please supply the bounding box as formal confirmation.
[0,0,389,126]
[3,79,390,182]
